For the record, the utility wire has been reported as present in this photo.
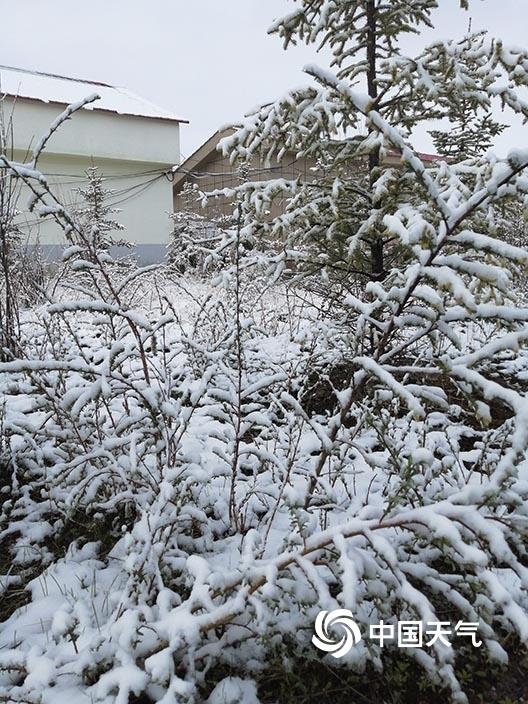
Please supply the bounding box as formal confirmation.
[16,173,165,229]
[41,167,170,186]
[13,158,309,231]
[173,158,304,180]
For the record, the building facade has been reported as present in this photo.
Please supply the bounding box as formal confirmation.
[172,128,444,224]
[172,128,318,222]
[1,65,186,263]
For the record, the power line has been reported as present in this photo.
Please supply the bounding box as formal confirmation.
[172,158,304,180]
[15,172,166,229]
[12,157,311,233]
[108,174,164,206]
[40,167,170,186]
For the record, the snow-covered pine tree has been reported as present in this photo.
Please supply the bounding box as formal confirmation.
[221,8,528,294]
[73,165,126,256]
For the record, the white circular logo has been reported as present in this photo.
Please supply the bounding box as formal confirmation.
[312,609,362,658]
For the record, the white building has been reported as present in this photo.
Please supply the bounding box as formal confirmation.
[0,65,186,262]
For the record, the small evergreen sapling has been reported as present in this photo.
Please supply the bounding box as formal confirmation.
[73,166,126,256]
[430,108,506,161]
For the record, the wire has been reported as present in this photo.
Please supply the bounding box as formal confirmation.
[12,157,309,232]
[108,174,164,206]
[15,172,166,229]
[41,167,170,187]
[172,158,305,180]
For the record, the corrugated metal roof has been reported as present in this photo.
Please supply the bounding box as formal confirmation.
[0,65,187,123]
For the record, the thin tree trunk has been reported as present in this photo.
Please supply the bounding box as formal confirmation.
[366,0,385,282]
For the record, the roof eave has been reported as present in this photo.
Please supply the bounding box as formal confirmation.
[3,93,188,124]
[172,127,237,191]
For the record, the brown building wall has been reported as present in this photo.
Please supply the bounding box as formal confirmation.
[172,131,441,225]
[173,145,318,222]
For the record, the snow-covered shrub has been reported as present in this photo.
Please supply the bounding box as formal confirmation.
[3,3,528,704]
[0,100,45,358]
[168,211,222,275]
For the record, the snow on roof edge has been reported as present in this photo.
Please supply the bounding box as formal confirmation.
[0,65,188,124]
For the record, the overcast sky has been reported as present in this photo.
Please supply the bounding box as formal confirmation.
[0,0,526,158]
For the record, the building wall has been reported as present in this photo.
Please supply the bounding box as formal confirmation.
[173,149,318,221]
[4,97,180,261]
[6,97,181,164]
[172,129,441,225]
[13,153,174,253]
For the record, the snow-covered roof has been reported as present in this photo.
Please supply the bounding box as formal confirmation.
[0,65,187,123]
